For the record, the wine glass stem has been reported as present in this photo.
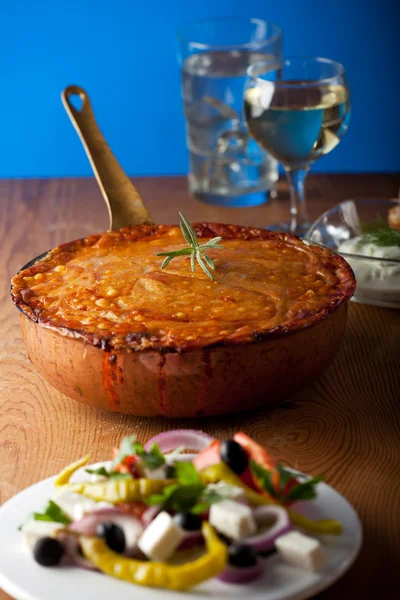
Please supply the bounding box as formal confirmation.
[285,167,310,234]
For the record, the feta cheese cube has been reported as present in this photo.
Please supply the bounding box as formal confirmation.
[275,531,326,571]
[51,490,112,521]
[89,474,108,483]
[209,499,256,540]
[138,511,186,562]
[91,501,116,513]
[143,466,166,480]
[206,481,246,502]
[21,519,62,550]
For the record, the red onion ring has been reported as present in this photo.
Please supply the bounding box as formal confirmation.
[245,506,292,552]
[68,509,143,555]
[57,532,98,571]
[144,430,213,454]
[217,562,263,584]
[177,531,204,550]
[67,509,127,536]
[141,504,162,528]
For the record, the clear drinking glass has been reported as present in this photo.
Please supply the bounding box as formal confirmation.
[177,17,282,207]
[244,57,351,235]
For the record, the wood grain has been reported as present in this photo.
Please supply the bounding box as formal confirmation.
[0,175,399,599]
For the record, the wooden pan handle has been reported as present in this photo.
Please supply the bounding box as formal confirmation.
[61,85,153,230]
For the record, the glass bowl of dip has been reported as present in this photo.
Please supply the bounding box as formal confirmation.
[306,199,400,308]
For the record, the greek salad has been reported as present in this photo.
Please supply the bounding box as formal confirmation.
[20,430,342,591]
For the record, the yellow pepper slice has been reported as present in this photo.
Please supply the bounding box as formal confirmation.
[54,455,91,487]
[285,509,342,535]
[54,456,174,503]
[201,463,274,506]
[80,522,227,590]
[66,478,174,504]
[201,463,342,536]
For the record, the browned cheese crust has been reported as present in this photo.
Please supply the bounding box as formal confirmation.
[11,223,356,352]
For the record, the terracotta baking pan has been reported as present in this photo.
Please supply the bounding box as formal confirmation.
[11,86,356,417]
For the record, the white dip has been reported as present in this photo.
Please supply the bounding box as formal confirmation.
[338,236,400,304]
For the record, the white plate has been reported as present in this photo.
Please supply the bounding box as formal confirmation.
[0,460,362,600]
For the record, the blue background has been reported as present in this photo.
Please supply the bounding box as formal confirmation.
[2,0,399,177]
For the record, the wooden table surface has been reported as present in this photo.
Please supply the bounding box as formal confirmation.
[1,174,399,599]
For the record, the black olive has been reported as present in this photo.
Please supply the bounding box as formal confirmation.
[33,537,64,567]
[96,522,126,554]
[228,543,258,568]
[173,512,202,531]
[220,439,248,475]
[257,547,277,558]
[217,532,232,545]
[166,464,176,479]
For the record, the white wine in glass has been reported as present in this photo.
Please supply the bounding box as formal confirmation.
[244,57,351,236]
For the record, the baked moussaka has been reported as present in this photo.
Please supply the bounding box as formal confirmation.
[11,223,355,353]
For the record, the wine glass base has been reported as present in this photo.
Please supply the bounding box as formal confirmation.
[265,222,313,239]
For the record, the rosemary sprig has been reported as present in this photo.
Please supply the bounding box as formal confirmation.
[360,215,400,247]
[157,212,224,280]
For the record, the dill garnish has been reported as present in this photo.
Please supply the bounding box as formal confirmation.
[360,215,400,247]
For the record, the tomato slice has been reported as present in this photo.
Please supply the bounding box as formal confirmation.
[112,448,140,477]
[233,432,279,498]
[192,434,298,503]
[233,432,277,471]
[192,440,221,471]
[238,466,260,491]
[279,478,299,506]
[117,501,148,519]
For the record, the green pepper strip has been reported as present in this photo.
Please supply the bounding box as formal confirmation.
[80,522,227,590]
[201,463,342,536]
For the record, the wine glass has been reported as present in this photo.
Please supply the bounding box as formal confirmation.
[244,57,351,236]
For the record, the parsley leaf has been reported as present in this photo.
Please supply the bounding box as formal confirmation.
[202,488,229,504]
[276,464,294,492]
[112,435,165,471]
[140,444,166,470]
[250,460,323,503]
[146,462,204,512]
[111,435,138,468]
[285,475,323,502]
[191,487,228,514]
[146,482,204,513]
[174,462,202,486]
[146,462,236,514]
[190,503,210,515]
[250,461,276,497]
[85,466,109,477]
[168,485,205,512]
[109,471,132,480]
[33,500,71,525]
[146,484,180,507]
[85,466,132,480]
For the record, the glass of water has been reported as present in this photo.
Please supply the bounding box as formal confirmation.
[177,17,282,207]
